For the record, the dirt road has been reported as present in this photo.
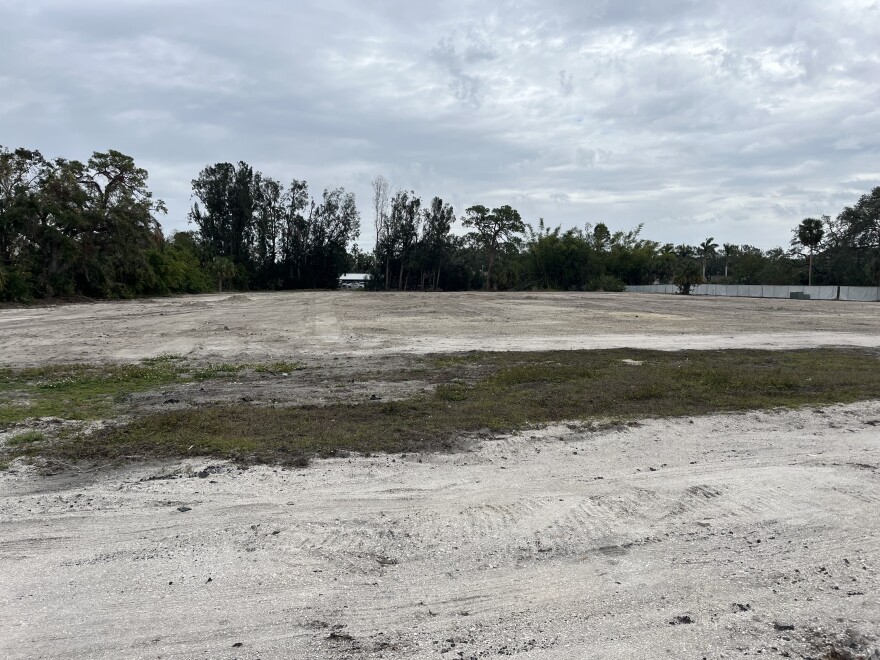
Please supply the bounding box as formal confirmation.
[1,291,879,366]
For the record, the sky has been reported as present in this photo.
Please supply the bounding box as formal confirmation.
[1,0,879,252]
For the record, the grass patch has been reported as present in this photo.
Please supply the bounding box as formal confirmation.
[0,359,294,424]
[21,348,880,467]
[6,430,46,446]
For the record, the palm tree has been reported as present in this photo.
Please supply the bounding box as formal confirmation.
[796,218,825,286]
[722,243,738,280]
[210,256,238,292]
[697,237,719,279]
[675,244,695,259]
[654,243,676,283]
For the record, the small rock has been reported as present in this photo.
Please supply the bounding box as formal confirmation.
[177,506,192,513]
[232,642,243,647]
[773,622,795,631]
[164,398,180,404]
[670,614,694,625]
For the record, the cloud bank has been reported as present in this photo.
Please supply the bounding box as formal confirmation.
[2,0,878,250]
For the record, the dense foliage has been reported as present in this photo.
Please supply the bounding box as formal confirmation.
[1,145,878,302]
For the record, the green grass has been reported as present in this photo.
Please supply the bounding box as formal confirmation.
[6,430,46,446]
[0,358,299,424]
[16,348,879,467]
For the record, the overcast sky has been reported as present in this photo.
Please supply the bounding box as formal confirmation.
[2,0,879,251]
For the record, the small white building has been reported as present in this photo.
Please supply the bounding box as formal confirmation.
[338,273,369,289]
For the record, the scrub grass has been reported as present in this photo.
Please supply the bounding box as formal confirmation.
[11,348,877,467]
[0,357,302,424]
[5,430,46,446]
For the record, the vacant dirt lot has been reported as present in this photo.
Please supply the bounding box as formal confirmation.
[1,291,879,366]
[1,292,879,659]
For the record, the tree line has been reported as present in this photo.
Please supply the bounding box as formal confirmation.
[1,145,878,302]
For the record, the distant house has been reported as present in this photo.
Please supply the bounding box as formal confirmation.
[338,273,369,289]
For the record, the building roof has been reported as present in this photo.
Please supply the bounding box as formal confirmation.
[339,273,369,281]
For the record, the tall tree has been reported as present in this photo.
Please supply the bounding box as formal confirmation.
[835,188,880,285]
[697,237,718,279]
[592,223,611,251]
[302,187,361,288]
[386,191,421,290]
[371,175,390,248]
[421,196,455,290]
[280,179,310,285]
[252,174,284,288]
[795,218,825,286]
[722,243,737,280]
[462,204,524,291]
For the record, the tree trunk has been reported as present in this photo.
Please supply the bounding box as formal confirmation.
[808,251,813,286]
[485,250,495,291]
[384,258,390,291]
[398,264,404,291]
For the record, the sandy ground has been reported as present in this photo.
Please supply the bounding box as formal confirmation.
[0,291,879,366]
[2,292,880,659]
[1,404,879,659]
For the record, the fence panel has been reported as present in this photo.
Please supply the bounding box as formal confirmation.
[805,286,839,300]
[839,286,880,302]
[763,285,791,299]
[627,284,874,300]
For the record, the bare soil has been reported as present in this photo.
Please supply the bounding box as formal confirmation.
[1,291,879,367]
[1,292,879,659]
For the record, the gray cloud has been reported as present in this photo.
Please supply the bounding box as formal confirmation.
[1,0,878,251]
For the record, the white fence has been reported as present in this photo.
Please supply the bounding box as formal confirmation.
[625,284,880,301]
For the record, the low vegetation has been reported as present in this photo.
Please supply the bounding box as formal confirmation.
[0,356,302,424]
[2,348,878,469]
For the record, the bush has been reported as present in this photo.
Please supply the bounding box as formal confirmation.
[589,275,626,292]
[673,260,704,295]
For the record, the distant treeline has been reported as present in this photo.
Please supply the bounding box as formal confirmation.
[1,146,878,301]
